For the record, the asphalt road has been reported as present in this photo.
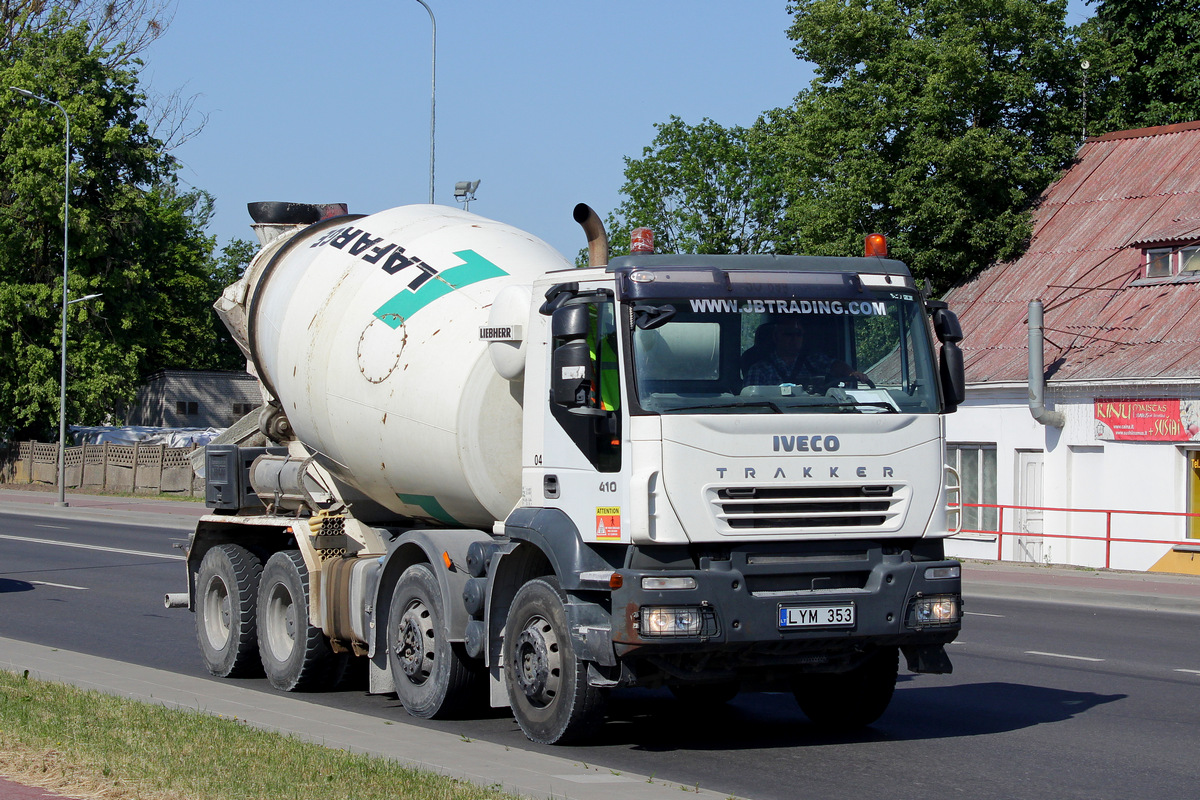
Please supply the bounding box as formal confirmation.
[2,509,1199,800]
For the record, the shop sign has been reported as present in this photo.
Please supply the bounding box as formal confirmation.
[1094,398,1200,441]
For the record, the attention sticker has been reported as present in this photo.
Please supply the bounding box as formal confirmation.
[595,507,621,539]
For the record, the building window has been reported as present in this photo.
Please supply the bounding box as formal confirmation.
[946,444,998,533]
[1180,246,1200,273]
[176,401,199,415]
[232,403,255,416]
[1146,248,1173,278]
[1143,245,1200,278]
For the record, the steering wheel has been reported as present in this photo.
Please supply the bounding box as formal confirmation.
[819,373,876,391]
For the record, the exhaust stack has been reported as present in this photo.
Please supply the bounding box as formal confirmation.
[573,203,609,267]
[1028,300,1065,428]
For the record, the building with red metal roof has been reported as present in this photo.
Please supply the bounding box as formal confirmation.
[942,121,1200,574]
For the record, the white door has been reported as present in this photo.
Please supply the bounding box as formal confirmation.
[1015,450,1044,563]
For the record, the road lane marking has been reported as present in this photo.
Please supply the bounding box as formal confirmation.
[29,580,89,590]
[0,534,183,561]
[1026,650,1105,663]
[1174,669,1200,675]
[964,611,1004,618]
[35,524,68,530]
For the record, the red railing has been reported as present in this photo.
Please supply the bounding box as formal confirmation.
[957,503,1200,569]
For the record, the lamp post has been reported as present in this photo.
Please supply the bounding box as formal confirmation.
[411,0,436,204]
[11,86,72,506]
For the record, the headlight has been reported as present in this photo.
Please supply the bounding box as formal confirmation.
[905,594,961,628]
[638,605,716,637]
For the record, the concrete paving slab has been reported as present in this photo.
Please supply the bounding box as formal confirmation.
[0,777,88,800]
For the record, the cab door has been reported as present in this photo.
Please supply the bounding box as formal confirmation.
[537,287,632,544]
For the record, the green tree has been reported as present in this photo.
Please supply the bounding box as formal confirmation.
[767,0,1083,290]
[1,17,239,439]
[1081,0,1200,132]
[601,116,786,260]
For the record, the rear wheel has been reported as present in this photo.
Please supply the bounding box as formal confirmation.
[257,550,346,691]
[792,647,899,731]
[195,543,263,678]
[387,563,482,719]
[504,577,606,745]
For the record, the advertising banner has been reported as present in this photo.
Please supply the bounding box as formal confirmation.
[1094,398,1200,442]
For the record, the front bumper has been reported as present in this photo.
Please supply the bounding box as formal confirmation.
[606,542,960,671]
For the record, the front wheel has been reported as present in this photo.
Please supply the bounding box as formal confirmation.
[792,647,899,731]
[257,550,346,692]
[503,577,606,745]
[195,543,263,678]
[387,563,482,719]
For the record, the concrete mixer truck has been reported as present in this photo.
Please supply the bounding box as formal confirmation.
[167,200,966,744]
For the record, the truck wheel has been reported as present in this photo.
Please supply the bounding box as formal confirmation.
[195,544,263,678]
[669,680,740,706]
[792,647,899,731]
[387,563,481,719]
[504,577,607,744]
[257,550,346,692]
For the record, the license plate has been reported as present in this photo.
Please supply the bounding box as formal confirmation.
[778,603,856,629]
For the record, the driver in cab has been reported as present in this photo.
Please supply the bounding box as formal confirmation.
[744,318,870,388]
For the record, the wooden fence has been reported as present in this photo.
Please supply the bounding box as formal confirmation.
[2,440,204,497]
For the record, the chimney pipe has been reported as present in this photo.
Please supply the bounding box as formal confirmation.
[1028,300,1065,428]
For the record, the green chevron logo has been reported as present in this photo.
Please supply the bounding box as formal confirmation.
[373,249,507,328]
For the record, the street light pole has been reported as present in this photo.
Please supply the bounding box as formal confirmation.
[12,86,72,507]
[412,0,436,204]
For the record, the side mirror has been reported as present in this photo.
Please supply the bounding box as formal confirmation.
[552,340,594,406]
[550,304,593,408]
[551,304,590,339]
[940,342,966,412]
[932,307,963,344]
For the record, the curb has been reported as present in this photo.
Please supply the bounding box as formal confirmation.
[0,638,741,800]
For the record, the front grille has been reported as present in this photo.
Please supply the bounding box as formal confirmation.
[709,483,908,534]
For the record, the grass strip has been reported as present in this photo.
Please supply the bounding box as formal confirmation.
[0,669,516,800]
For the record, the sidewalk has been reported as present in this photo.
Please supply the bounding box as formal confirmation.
[0,637,737,800]
[962,557,1200,615]
[0,485,206,530]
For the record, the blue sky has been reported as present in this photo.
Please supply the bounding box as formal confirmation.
[141,1,1095,259]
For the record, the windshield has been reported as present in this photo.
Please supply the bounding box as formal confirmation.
[629,286,940,415]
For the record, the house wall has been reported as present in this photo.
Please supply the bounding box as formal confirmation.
[945,384,1200,571]
[126,370,261,429]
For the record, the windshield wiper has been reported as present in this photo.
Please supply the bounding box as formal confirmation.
[809,400,899,413]
[666,400,783,414]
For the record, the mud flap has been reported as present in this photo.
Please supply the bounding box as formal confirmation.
[902,644,953,674]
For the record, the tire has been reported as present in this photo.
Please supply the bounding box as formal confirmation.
[792,647,899,731]
[503,577,607,745]
[668,680,740,706]
[195,543,263,678]
[387,563,482,719]
[256,550,346,692]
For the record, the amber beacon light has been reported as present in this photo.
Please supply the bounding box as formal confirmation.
[864,233,888,258]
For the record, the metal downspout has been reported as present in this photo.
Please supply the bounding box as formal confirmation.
[1028,300,1065,428]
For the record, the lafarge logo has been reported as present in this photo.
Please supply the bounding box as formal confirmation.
[773,434,840,452]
